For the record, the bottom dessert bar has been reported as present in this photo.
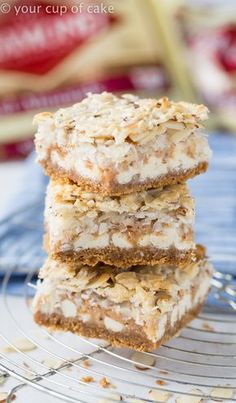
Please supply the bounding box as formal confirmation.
[33,246,213,351]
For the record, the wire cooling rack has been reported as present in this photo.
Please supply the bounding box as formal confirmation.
[0,263,235,402]
[0,134,235,402]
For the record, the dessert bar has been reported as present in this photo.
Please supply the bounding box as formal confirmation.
[45,180,195,268]
[34,92,211,196]
[33,246,213,351]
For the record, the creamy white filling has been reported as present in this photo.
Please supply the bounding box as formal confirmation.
[50,224,194,251]
[39,131,211,185]
[45,196,194,252]
[73,233,110,250]
[136,225,193,250]
[157,315,168,340]
[104,317,124,333]
[60,300,77,318]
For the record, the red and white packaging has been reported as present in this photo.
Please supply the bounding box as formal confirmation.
[0,0,172,160]
[178,1,236,130]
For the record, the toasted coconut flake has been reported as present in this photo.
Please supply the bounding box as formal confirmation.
[131,352,156,370]
[35,92,208,146]
[49,180,192,215]
[38,245,211,318]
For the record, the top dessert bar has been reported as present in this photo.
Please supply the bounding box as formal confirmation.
[34,92,211,196]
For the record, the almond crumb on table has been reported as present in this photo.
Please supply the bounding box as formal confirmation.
[202,322,215,332]
[41,358,63,369]
[22,361,30,368]
[156,379,167,386]
[131,351,156,370]
[82,359,90,368]
[159,370,169,375]
[81,376,94,383]
[99,377,111,388]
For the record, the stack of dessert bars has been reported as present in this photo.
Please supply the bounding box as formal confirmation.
[33,92,213,351]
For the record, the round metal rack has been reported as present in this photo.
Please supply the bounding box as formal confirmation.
[0,262,235,403]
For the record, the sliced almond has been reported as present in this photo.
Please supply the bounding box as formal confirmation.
[210,387,234,399]
[115,272,139,290]
[148,389,172,402]
[175,389,204,403]
[24,371,35,380]
[131,351,156,370]
[164,121,185,130]
[98,394,121,403]
[41,358,64,369]
[170,129,191,143]
[103,284,131,304]
[3,338,37,353]
[88,272,111,288]
[128,399,145,403]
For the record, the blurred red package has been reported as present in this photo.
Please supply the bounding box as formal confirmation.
[178,1,236,131]
[0,0,173,160]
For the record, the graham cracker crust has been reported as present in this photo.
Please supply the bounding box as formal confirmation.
[34,302,204,352]
[41,159,208,196]
[46,241,195,269]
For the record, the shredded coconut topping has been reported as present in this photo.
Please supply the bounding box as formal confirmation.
[49,180,193,214]
[34,92,208,145]
[38,246,212,309]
